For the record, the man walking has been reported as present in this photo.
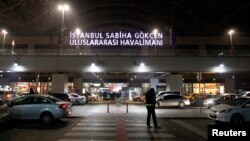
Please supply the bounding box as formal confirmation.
[145,88,160,128]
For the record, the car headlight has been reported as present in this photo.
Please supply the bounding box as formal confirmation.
[219,109,233,113]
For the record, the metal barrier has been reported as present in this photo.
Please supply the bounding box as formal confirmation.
[106,99,129,113]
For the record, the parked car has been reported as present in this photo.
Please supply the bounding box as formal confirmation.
[18,92,31,96]
[49,93,75,104]
[85,92,99,102]
[0,98,9,119]
[156,94,190,108]
[203,93,238,108]
[208,97,250,124]
[132,94,145,102]
[185,93,214,106]
[69,93,86,105]
[156,91,180,98]
[0,91,16,102]
[7,94,72,124]
[240,91,250,98]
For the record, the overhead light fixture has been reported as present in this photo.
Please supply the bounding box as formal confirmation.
[91,63,96,66]
[140,62,145,66]
[14,61,19,66]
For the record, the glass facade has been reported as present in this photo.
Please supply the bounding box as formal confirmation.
[183,83,224,95]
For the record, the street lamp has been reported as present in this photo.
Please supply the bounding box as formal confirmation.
[75,28,81,55]
[152,28,158,55]
[58,4,70,54]
[228,29,234,56]
[1,29,7,55]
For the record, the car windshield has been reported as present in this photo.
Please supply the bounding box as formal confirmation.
[225,98,249,106]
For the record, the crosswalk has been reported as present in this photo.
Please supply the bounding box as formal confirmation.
[58,117,175,141]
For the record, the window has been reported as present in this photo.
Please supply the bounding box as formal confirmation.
[164,95,180,99]
[35,97,50,104]
[20,97,34,104]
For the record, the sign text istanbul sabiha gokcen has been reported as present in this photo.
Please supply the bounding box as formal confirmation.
[69,31,163,46]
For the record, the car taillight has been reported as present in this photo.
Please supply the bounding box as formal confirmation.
[59,103,68,110]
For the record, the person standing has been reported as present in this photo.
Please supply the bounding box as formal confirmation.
[29,88,35,94]
[145,88,160,128]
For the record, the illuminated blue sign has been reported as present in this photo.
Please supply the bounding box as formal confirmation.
[69,31,163,46]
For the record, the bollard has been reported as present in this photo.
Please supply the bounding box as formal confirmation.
[126,103,128,113]
[107,103,109,113]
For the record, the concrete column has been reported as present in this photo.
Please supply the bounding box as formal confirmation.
[52,74,68,93]
[225,78,235,93]
[166,74,183,95]
[73,78,83,94]
[150,78,159,90]
[27,43,34,55]
[199,43,207,56]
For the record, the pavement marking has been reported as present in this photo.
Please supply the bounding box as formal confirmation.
[171,119,207,139]
[77,123,115,126]
[80,119,115,123]
[116,114,128,141]
[125,123,147,126]
[65,132,116,137]
[59,117,175,141]
[125,120,145,123]
[127,132,175,138]
[126,128,169,132]
[71,127,115,131]
[59,139,115,141]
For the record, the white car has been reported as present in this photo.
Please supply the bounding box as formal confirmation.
[240,91,250,98]
[156,91,180,98]
[0,98,9,119]
[208,98,250,124]
[8,94,72,124]
[69,93,86,105]
[156,95,190,108]
[203,93,237,108]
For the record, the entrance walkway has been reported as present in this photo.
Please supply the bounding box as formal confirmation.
[58,104,208,141]
[71,103,209,119]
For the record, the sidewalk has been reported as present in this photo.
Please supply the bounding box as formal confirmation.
[71,103,209,119]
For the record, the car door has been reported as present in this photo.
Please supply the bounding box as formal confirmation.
[9,97,34,119]
[161,95,179,107]
[31,97,52,119]
[167,95,180,106]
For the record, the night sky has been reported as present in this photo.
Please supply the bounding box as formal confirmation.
[0,0,249,36]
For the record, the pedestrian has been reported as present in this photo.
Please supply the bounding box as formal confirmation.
[145,88,160,128]
[29,88,35,94]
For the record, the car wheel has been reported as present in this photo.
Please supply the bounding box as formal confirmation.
[179,102,185,108]
[230,114,244,124]
[75,101,80,105]
[40,112,53,124]
[155,102,160,108]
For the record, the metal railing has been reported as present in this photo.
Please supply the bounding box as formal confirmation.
[1,48,250,56]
